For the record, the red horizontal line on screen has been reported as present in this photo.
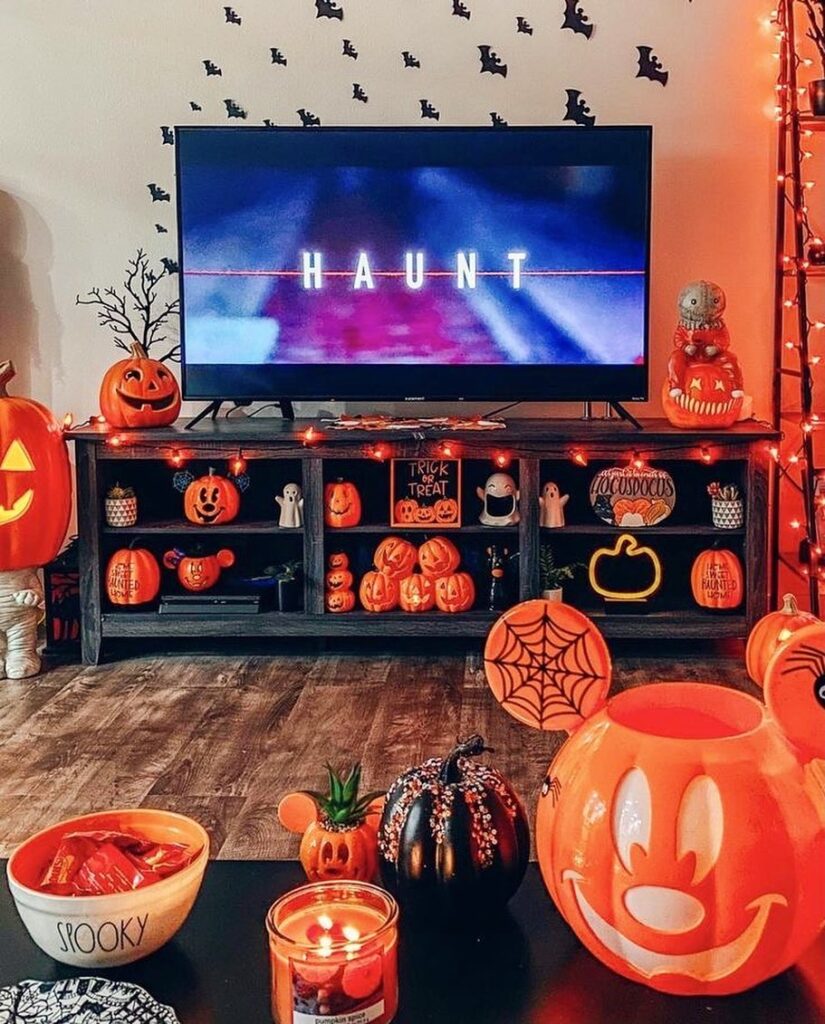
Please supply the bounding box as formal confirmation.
[184,269,645,277]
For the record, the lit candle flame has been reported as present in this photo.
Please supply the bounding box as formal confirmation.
[342,925,361,942]
[317,914,334,931]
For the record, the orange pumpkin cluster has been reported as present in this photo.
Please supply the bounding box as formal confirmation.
[394,495,459,526]
[325,552,356,613]
[360,535,475,614]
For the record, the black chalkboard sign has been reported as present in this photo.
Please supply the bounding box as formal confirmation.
[390,458,462,528]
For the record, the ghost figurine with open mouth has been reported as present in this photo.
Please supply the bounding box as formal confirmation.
[477,472,520,527]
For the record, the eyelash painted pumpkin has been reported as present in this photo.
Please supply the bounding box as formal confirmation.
[99,343,181,429]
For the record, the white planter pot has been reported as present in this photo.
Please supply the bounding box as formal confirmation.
[105,496,138,528]
[542,588,563,602]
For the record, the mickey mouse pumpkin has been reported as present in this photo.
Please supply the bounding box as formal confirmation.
[178,468,241,526]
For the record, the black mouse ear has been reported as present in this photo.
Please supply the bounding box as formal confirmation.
[172,470,194,493]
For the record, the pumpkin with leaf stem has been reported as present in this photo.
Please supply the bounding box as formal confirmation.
[359,570,398,612]
[183,468,240,526]
[418,536,461,578]
[373,536,417,579]
[745,593,819,686]
[324,479,362,528]
[399,573,436,613]
[378,735,529,919]
[435,571,475,613]
[278,764,384,882]
[99,343,181,429]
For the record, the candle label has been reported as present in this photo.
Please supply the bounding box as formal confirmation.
[290,953,385,1024]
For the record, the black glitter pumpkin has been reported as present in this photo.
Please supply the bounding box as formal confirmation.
[378,735,529,920]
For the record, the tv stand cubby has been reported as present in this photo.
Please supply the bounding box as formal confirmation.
[72,418,778,665]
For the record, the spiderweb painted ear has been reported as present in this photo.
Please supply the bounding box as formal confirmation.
[230,472,251,492]
[172,470,194,493]
[763,621,825,762]
[483,599,612,733]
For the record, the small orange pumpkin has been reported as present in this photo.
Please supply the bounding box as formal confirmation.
[399,573,436,613]
[434,497,459,525]
[373,536,417,579]
[325,568,354,592]
[690,547,743,610]
[359,570,399,612]
[105,547,161,605]
[183,468,241,526]
[414,505,436,524]
[99,343,181,429]
[326,589,356,613]
[324,479,362,528]
[418,535,461,578]
[435,571,475,613]
[328,552,349,570]
[745,593,819,686]
[394,498,418,524]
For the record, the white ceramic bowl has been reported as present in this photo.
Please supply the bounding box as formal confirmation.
[6,808,209,967]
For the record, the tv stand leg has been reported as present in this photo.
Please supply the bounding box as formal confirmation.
[279,400,295,422]
[184,400,223,430]
[608,401,644,431]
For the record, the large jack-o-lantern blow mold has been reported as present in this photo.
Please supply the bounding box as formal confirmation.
[483,600,825,996]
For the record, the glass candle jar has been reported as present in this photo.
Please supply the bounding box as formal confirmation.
[266,881,399,1024]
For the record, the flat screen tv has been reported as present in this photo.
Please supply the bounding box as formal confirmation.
[176,126,652,403]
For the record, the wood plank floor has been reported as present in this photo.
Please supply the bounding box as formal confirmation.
[0,643,756,859]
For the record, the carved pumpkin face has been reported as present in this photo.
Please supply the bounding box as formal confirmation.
[435,571,475,613]
[99,344,181,429]
[394,498,418,524]
[434,497,459,525]
[359,570,399,612]
[399,573,436,613]
[690,548,743,610]
[325,568,354,592]
[661,365,742,429]
[418,536,461,578]
[373,536,417,579]
[164,547,234,592]
[183,472,240,526]
[414,505,435,524]
[536,681,825,995]
[328,552,349,571]
[325,589,356,613]
[0,362,72,570]
[300,819,379,882]
[105,547,161,606]
[324,480,362,528]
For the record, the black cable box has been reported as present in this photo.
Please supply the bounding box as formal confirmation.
[159,594,261,615]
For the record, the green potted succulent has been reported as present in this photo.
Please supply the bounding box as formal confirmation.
[539,545,583,602]
[105,483,138,528]
[270,560,303,612]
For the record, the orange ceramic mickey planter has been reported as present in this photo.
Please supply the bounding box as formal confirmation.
[486,602,825,996]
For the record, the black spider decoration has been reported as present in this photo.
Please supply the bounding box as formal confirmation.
[540,773,562,806]
[780,642,825,710]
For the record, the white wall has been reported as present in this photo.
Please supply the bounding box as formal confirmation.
[0,0,777,420]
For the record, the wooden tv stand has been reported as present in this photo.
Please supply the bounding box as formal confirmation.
[71,417,777,664]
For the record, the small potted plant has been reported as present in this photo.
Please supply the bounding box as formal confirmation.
[708,482,744,530]
[105,483,138,527]
[271,560,303,612]
[539,545,582,602]
[803,0,825,115]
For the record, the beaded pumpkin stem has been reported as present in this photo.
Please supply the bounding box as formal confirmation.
[439,735,493,784]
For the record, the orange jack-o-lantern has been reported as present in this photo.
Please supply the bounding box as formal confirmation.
[661,364,742,430]
[183,469,241,526]
[418,536,461,578]
[535,678,825,995]
[325,589,356,613]
[394,498,418,524]
[328,552,349,571]
[164,547,234,592]
[0,361,72,571]
[359,570,399,612]
[414,505,436,524]
[105,547,161,606]
[434,497,459,525]
[690,548,743,610]
[324,479,362,528]
[435,571,475,613]
[99,343,181,429]
[399,573,436,613]
[373,536,417,579]
[325,568,354,592]
[745,593,819,686]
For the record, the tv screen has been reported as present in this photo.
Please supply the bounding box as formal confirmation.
[176,126,651,403]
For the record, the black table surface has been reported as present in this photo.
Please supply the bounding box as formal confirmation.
[1,862,823,1024]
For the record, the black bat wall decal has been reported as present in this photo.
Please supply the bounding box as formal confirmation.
[420,99,440,120]
[315,0,344,20]
[452,0,471,20]
[161,258,179,274]
[189,101,202,111]
[203,59,223,76]
[636,46,669,86]
[263,119,277,127]
[402,50,421,68]
[353,83,368,102]
[298,108,322,126]
[562,1,593,39]
[342,38,358,58]
[148,183,171,202]
[155,224,168,234]
[224,6,242,24]
[564,89,595,127]
[270,47,287,66]
[160,126,174,145]
[490,111,508,127]
[516,16,533,35]
[224,98,248,119]
[478,46,507,77]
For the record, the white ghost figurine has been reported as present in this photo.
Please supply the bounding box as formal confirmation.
[477,472,520,526]
[276,482,304,528]
[539,481,569,528]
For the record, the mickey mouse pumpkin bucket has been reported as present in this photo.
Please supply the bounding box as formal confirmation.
[484,601,825,996]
